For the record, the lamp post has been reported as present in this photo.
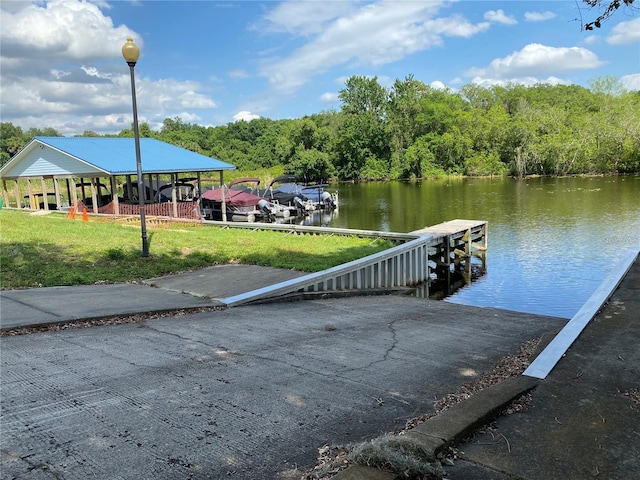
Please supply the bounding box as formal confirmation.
[122,36,149,257]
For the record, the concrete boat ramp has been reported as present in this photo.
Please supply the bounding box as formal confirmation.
[1,250,638,479]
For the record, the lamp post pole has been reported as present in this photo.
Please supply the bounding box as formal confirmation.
[122,37,149,257]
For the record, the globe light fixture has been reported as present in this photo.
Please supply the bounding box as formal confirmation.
[122,36,149,257]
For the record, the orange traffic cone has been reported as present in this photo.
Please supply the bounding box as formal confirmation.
[82,207,89,222]
[67,208,76,220]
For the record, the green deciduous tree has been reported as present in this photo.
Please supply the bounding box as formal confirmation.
[1,122,26,165]
[287,146,334,183]
[339,75,387,119]
[335,113,390,180]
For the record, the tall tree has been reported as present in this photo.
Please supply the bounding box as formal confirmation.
[284,118,335,181]
[386,75,430,177]
[335,114,389,180]
[338,76,387,119]
[337,76,390,179]
[1,122,26,162]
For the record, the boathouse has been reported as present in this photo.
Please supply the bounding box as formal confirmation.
[0,137,235,219]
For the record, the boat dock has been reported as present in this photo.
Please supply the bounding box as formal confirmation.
[412,219,488,291]
[215,219,489,306]
[412,218,487,263]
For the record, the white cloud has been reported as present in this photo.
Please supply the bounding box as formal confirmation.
[4,112,136,137]
[621,73,640,91]
[524,11,556,22]
[0,0,220,135]
[320,92,339,103]
[228,69,250,79]
[172,112,202,124]
[233,111,261,122]
[584,35,601,45]
[484,9,517,25]
[430,80,447,90]
[258,0,357,35]
[0,0,137,74]
[466,43,606,80]
[607,18,640,45]
[432,15,490,39]
[259,1,488,95]
[81,65,114,80]
[143,79,218,110]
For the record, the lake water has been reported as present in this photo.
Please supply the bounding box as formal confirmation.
[312,176,639,319]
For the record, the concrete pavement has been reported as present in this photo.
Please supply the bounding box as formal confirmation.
[1,255,638,479]
[0,264,307,331]
[0,265,568,479]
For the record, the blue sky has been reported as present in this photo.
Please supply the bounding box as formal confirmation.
[1,0,638,136]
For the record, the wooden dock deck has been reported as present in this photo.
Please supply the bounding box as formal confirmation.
[412,218,487,239]
[413,218,487,265]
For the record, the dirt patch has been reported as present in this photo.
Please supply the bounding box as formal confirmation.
[0,306,225,336]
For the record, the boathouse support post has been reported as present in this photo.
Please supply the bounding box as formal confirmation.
[172,174,178,218]
[110,176,120,215]
[90,178,99,213]
[13,179,21,208]
[65,179,71,209]
[1,180,9,208]
[80,178,86,203]
[53,177,61,211]
[126,176,133,203]
[26,179,35,210]
[69,178,78,212]
[39,177,48,211]
[219,170,227,222]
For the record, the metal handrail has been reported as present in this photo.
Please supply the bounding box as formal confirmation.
[222,234,434,307]
[202,219,418,244]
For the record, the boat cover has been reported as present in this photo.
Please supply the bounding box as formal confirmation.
[201,188,261,207]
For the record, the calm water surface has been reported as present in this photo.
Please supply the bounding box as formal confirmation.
[315,176,639,318]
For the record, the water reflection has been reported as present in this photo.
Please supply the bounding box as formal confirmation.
[414,256,487,301]
[277,208,338,226]
[307,176,640,319]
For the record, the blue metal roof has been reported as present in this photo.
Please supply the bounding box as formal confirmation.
[34,136,235,175]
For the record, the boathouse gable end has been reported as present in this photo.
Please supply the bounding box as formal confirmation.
[0,141,106,179]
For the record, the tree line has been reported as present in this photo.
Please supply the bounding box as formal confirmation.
[2,75,639,180]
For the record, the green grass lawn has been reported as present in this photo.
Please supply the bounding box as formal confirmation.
[0,210,392,289]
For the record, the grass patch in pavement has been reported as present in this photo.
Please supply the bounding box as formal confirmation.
[0,210,392,289]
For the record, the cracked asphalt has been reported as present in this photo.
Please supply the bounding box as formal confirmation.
[0,293,566,479]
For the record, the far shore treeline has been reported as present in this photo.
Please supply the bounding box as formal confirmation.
[2,75,639,181]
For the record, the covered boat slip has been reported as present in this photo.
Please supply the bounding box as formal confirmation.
[0,137,235,220]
